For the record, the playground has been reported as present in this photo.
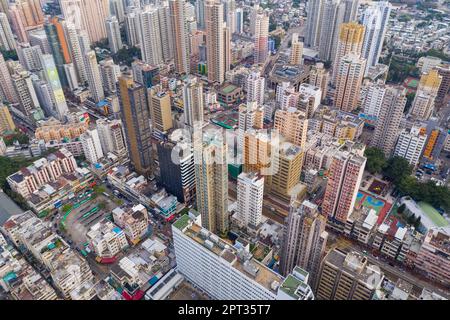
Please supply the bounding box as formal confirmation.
[356,191,392,225]
[368,179,389,196]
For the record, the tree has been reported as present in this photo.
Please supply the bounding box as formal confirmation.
[364,147,387,174]
[383,156,412,185]
[0,49,18,61]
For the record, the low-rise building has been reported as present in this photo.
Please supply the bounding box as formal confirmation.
[112,204,150,246]
[86,220,129,259]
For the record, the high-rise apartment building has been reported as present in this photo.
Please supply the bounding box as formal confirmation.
[334,54,366,112]
[0,53,18,104]
[0,12,16,51]
[394,126,427,167]
[322,147,366,223]
[309,62,329,101]
[59,0,109,43]
[0,103,15,133]
[361,80,386,119]
[274,108,308,148]
[332,22,365,83]
[158,1,175,62]
[371,87,407,156]
[246,70,265,105]
[84,50,105,103]
[195,0,205,29]
[269,142,304,201]
[280,200,328,290]
[96,118,127,156]
[361,1,391,75]
[149,84,173,133]
[169,0,190,74]
[305,0,324,48]
[183,76,204,128]
[316,249,384,300]
[410,69,442,120]
[40,54,69,121]
[236,172,264,229]
[80,128,104,164]
[106,16,123,54]
[289,33,304,66]
[139,5,164,66]
[157,129,196,203]
[318,0,359,62]
[11,69,43,119]
[253,9,269,64]
[65,24,88,84]
[205,0,225,83]
[193,127,228,235]
[118,76,153,176]
[298,83,322,118]
[99,58,120,95]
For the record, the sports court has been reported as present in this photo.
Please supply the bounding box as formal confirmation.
[418,202,449,228]
[356,191,392,225]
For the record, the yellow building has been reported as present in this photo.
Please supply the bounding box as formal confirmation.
[0,104,16,133]
[149,85,173,132]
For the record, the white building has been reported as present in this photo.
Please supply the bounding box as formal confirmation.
[276,266,314,300]
[106,16,123,54]
[361,1,392,75]
[80,129,104,164]
[96,118,127,156]
[394,126,427,166]
[172,213,285,300]
[246,70,265,106]
[236,172,264,229]
[361,81,386,119]
[417,56,442,74]
[86,220,129,258]
[84,50,105,103]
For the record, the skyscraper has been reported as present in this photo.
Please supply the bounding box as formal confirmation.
[169,0,190,74]
[157,2,175,62]
[139,5,164,66]
[318,0,359,62]
[149,84,173,133]
[118,76,152,176]
[235,7,243,34]
[322,147,366,223]
[332,22,365,82]
[0,13,16,51]
[305,0,324,48]
[361,81,386,119]
[205,0,225,83]
[253,9,269,64]
[194,127,228,235]
[0,53,18,104]
[236,172,264,229]
[195,0,205,29]
[334,54,366,112]
[361,1,391,75]
[59,0,109,43]
[371,87,407,156]
[45,17,72,89]
[84,50,105,103]
[246,70,265,105]
[157,130,196,203]
[40,54,69,121]
[280,200,328,290]
[105,16,123,54]
[11,69,43,119]
[183,76,204,128]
